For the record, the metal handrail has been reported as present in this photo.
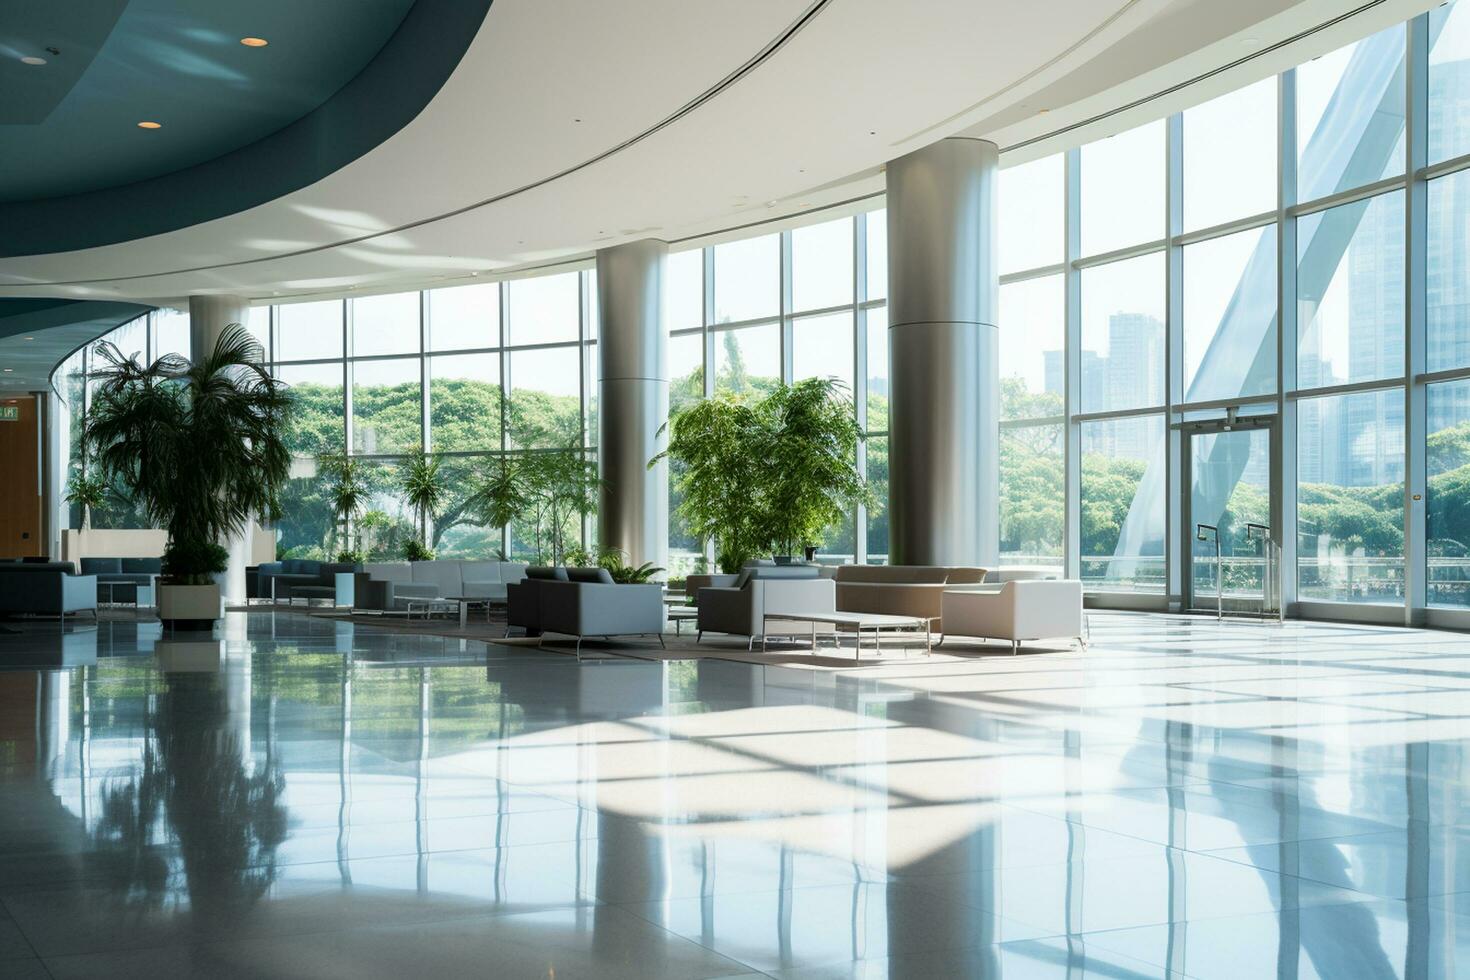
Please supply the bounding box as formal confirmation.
[1196,524,1221,620]
[1245,523,1273,620]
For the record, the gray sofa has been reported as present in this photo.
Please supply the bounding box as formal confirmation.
[252,560,359,604]
[354,560,528,612]
[0,562,98,619]
[508,567,664,651]
[696,564,836,648]
[79,557,161,606]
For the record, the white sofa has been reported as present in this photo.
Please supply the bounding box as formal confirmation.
[357,560,527,611]
[939,580,1085,653]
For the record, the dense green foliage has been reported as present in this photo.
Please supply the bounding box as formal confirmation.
[83,325,292,582]
[63,465,109,531]
[656,376,867,572]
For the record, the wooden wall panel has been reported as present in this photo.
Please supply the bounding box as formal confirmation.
[0,396,41,558]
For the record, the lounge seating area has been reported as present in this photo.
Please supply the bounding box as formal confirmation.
[79,556,161,607]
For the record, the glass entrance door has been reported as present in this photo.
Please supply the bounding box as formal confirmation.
[1184,420,1276,615]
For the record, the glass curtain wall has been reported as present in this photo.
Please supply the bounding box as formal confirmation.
[266,272,598,562]
[994,2,1470,619]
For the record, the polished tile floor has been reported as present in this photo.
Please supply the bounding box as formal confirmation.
[1,610,1468,978]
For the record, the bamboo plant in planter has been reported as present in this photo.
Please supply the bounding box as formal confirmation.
[83,325,292,630]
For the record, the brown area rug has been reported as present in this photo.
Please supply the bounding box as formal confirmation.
[278,606,1074,666]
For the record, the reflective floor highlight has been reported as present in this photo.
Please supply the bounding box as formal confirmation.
[1,610,1468,978]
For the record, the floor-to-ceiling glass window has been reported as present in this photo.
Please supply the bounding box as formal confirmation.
[997,153,1065,572]
[253,269,600,562]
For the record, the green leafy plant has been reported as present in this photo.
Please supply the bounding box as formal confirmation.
[760,378,868,557]
[562,547,594,568]
[653,397,768,572]
[64,466,110,531]
[163,539,230,579]
[596,548,664,584]
[402,538,435,562]
[335,549,365,564]
[320,453,367,556]
[399,448,445,548]
[466,447,598,564]
[465,454,531,533]
[82,324,292,584]
[654,377,867,572]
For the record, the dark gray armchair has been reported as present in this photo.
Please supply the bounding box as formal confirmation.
[0,562,98,619]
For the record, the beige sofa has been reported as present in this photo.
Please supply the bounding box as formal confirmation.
[939,580,1085,653]
[834,565,988,628]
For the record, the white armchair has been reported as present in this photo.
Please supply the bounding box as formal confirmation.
[939,580,1085,653]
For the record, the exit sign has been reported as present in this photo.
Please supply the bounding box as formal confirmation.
[0,406,17,422]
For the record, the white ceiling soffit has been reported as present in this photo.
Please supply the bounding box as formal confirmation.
[0,0,1425,306]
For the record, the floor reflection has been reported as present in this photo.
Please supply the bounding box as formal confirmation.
[0,609,1467,977]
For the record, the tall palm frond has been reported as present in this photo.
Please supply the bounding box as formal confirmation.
[83,324,294,581]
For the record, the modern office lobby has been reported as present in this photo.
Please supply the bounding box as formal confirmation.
[3,1,1470,977]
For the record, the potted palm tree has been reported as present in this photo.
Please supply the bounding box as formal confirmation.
[83,324,292,629]
[320,453,367,562]
[399,448,444,561]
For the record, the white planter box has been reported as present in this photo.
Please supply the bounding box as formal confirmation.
[158,583,222,629]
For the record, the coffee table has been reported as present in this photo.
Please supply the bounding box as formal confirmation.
[761,611,934,661]
[667,606,698,635]
[405,598,458,621]
[446,595,504,629]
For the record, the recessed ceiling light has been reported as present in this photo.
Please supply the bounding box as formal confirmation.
[240,37,268,47]
[137,120,162,130]
[22,337,33,341]
[2,369,12,373]
[20,56,46,66]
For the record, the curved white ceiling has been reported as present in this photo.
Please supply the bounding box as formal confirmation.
[0,0,1435,306]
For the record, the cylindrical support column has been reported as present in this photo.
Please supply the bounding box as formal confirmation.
[886,137,1000,567]
[596,240,669,571]
[188,294,252,602]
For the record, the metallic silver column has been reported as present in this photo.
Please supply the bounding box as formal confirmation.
[596,240,669,570]
[189,294,253,602]
[886,137,1000,567]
